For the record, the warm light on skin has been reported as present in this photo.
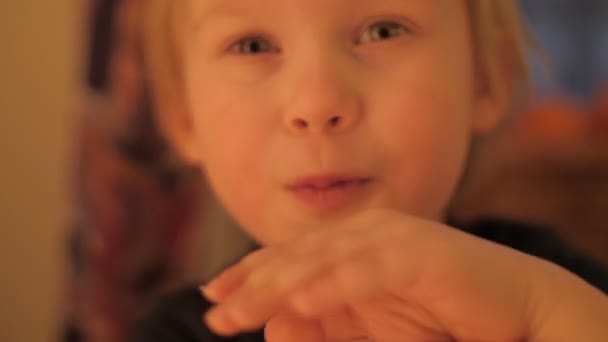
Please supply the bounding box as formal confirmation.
[140,0,528,245]
[136,4,608,341]
[165,0,501,245]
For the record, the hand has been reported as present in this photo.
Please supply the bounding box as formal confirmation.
[201,209,608,341]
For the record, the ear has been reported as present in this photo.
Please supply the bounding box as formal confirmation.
[142,0,202,167]
[472,85,508,135]
[153,84,202,166]
[471,63,512,135]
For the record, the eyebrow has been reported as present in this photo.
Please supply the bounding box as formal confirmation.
[191,0,444,34]
[191,2,253,34]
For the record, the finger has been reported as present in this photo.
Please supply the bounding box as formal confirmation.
[265,312,325,342]
[262,210,410,292]
[204,284,294,335]
[202,306,243,337]
[201,266,247,303]
[227,226,380,305]
[272,227,380,287]
[206,246,390,336]
[288,246,403,317]
[206,238,326,304]
[203,258,353,335]
[204,213,419,335]
[203,248,276,302]
[205,228,392,333]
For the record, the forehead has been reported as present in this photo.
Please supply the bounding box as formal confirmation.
[190,0,454,26]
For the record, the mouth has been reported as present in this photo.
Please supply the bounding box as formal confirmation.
[285,174,373,212]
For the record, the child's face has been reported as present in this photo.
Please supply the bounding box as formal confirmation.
[180,0,498,244]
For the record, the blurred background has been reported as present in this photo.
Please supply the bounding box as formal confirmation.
[0,1,81,341]
[0,1,606,341]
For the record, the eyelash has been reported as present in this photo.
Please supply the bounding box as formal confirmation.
[226,20,411,55]
[227,35,279,55]
[357,21,410,44]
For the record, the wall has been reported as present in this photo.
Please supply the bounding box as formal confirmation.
[0,1,81,341]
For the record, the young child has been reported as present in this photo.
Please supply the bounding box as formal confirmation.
[132,0,608,341]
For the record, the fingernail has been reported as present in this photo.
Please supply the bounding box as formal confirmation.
[200,285,220,302]
[227,305,252,327]
[205,308,239,337]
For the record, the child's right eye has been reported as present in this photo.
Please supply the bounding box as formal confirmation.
[356,20,411,45]
[227,36,279,55]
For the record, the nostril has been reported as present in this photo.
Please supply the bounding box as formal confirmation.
[294,118,308,129]
[329,116,341,127]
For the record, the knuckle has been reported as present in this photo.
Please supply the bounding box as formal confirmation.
[241,248,272,266]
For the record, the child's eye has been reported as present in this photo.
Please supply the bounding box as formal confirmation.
[228,36,278,55]
[358,21,409,44]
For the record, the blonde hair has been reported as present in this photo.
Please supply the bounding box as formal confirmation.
[142,0,532,115]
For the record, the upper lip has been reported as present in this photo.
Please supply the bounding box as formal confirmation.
[285,173,371,190]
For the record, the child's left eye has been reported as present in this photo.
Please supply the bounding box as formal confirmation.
[357,21,409,44]
[227,36,278,55]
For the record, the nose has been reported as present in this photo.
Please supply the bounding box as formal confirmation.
[288,113,354,134]
[283,65,362,136]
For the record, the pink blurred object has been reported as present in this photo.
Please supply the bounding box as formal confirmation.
[516,98,590,147]
[451,94,608,264]
[591,85,608,139]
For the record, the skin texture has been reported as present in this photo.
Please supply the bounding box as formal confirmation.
[177,0,493,244]
[200,209,608,341]
[155,0,608,340]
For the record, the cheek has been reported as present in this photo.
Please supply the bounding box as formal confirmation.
[187,78,277,232]
[369,66,474,217]
[189,69,274,168]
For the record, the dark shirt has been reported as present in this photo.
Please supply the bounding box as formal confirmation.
[130,219,608,342]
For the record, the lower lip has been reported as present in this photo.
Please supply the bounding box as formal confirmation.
[287,179,372,212]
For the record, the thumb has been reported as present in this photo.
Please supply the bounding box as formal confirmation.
[265,311,325,342]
